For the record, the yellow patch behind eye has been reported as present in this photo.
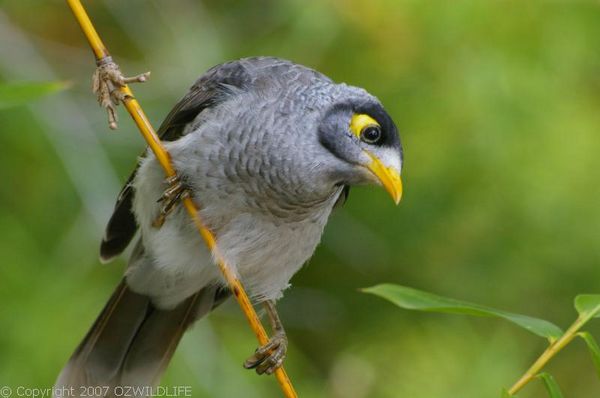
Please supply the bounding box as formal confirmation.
[349,114,380,138]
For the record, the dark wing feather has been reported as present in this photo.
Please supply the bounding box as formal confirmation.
[55,277,231,390]
[100,60,253,262]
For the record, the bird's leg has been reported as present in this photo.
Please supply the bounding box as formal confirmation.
[92,56,150,129]
[243,300,288,375]
[152,174,190,228]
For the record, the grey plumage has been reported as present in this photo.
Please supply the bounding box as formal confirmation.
[57,57,402,395]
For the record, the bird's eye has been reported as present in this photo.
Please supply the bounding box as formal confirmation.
[350,113,382,144]
[360,125,382,144]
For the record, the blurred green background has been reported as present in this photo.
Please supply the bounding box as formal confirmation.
[2,1,600,397]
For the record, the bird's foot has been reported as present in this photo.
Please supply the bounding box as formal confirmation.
[92,56,150,129]
[244,300,288,375]
[243,331,288,375]
[152,174,190,228]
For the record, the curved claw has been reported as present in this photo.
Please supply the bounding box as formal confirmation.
[152,174,190,228]
[91,56,150,129]
[243,333,288,375]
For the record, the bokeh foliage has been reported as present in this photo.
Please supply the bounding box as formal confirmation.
[1,1,600,397]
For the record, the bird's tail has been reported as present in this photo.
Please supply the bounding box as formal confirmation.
[55,279,226,398]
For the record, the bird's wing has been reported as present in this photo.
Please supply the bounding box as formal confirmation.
[99,60,255,262]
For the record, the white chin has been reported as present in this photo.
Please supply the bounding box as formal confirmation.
[354,165,381,186]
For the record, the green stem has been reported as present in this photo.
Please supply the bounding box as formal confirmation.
[508,315,589,395]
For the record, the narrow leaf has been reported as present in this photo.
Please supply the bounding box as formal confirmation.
[578,332,600,379]
[0,81,68,109]
[536,373,564,398]
[574,295,600,319]
[363,284,563,341]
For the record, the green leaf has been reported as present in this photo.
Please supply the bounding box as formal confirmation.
[578,332,600,379]
[0,81,68,109]
[501,388,514,397]
[362,284,563,341]
[574,295,600,319]
[536,373,564,398]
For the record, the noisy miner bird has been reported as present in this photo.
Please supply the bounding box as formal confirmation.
[56,57,403,391]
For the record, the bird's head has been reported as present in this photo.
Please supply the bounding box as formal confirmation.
[318,98,403,204]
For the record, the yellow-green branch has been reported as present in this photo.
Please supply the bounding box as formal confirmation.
[65,1,297,396]
[508,315,589,395]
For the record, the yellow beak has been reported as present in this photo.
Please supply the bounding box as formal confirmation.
[364,151,403,204]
